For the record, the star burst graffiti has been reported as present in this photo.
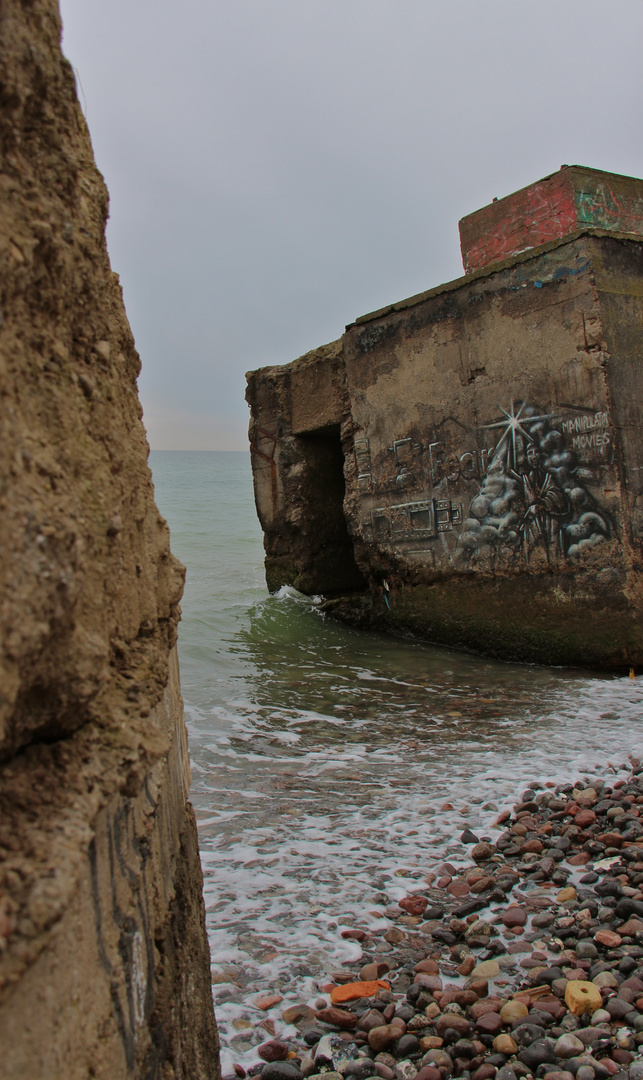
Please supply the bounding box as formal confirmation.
[482,400,556,473]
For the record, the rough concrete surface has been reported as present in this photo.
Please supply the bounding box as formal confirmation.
[0,1,218,1075]
[247,168,643,669]
[249,338,365,595]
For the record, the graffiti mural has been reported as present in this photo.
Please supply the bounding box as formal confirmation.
[457,402,612,562]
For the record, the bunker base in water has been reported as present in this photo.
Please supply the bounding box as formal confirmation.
[247,167,643,670]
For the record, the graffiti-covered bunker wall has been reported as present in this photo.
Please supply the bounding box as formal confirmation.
[246,167,643,668]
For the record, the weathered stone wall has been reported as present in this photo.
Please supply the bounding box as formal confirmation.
[247,226,643,668]
[0,1,218,1074]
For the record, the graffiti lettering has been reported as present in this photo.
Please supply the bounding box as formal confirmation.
[458,451,477,479]
[572,430,611,453]
[478,448,493,474]
[428,441,441,484]
[445,453,460,482]
[561,412,609,435]
[429,442,494,484]
[354,438,372,492]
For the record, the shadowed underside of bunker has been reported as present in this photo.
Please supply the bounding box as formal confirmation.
[246,167,643,669]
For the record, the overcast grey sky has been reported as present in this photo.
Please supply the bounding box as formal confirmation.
[59,0,643,450]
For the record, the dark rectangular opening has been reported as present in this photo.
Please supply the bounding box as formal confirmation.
[294,425,365,595]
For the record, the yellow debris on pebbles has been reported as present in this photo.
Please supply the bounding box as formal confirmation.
[564,979,603,1016]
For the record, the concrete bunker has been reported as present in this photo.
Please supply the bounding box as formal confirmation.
[248,166,643,669]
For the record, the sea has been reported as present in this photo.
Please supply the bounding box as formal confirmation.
[150,450,643,1073]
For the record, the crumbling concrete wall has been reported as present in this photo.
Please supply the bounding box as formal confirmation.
[248,339,365,595]
[248,215,643,667]
[339,233,643,667]
[0,1,218,1075]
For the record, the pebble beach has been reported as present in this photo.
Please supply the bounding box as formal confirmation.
[147,454,643,1080]
[224,762,643,1080]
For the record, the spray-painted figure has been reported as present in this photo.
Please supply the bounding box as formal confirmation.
[457,402,612,563]
[512,441,569,559]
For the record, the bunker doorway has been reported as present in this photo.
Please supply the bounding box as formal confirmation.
[294,425,365,595]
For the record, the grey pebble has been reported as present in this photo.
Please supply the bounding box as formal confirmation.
[576,1068,595,1080]
[261,1066,304,1080]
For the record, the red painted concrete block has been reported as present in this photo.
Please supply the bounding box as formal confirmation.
[459,165,643,273]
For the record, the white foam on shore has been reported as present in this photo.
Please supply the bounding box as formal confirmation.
[188,662,643,1074]
[149,450,643,1073]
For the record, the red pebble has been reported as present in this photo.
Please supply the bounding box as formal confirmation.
[599,831,624,848]
[447,880,470,897]
[575,808,597,828]
[567,852,591,865]
[258,1041,289,1062]
[436,1014,471,1037]
[415,974,442,992]
[416,1069,442,1080]
[472,1067,497,1080]
[612,1049,633,1065]
[502,906,527,928]
[470,998,501,1020]
[315,1007,357,1028]
[440,990,476,1010]
[399,896,428,916]
[476,1012,503,1035]
[597,1058,620,1076]
[594,929,623,947]
[533,1000,566,1021]
[341,929,366,941]
[415,959,440,974]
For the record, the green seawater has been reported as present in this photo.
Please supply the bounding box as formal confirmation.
[150,450,643,1072]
